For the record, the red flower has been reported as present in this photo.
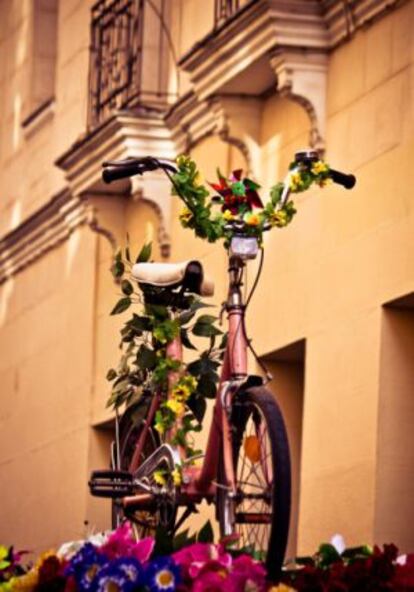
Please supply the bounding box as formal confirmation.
[210,170,263,214]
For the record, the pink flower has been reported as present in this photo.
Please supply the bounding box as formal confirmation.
[192,570,228,592]
[99,523,154,563]
[173,543,232,581]
[229,555,267,591]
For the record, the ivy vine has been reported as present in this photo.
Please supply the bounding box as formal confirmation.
[107,242,225,471]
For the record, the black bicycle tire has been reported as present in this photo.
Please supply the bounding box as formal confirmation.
[217,386,291,582]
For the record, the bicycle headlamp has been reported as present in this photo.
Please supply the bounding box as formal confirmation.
[230,236,259,259]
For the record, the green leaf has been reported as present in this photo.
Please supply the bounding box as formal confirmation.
[106,368,117,381]
[187,395,206,423]
[317,543,341,567]
[192,320,222,337]
[197,520,214,543]
[112,259,125,279]
[181,328,197,350]
[130,314,151,333]
[111,297,131,315]
[136,242,152,263]
[197,376,217,398]
[179,309,196,325]
[136,345,157,370]
[121,279,134,296]
[125,233,131,262]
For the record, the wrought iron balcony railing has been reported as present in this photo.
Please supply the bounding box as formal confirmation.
[214,0,240,28]
[88,0,144,128]
[88,0,174,129]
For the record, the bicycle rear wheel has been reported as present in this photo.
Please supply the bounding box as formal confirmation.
[112,399,176,537]
[217,386,291,581]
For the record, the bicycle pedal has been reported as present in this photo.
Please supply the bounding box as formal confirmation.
[89,470,135,498]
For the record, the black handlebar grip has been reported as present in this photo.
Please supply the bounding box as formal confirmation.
[102,164,143,184]
[329,168,356,190]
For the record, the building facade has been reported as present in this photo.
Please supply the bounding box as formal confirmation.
[1,0,414,557]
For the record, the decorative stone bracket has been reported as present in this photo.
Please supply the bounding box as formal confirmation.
[269,48,328,153]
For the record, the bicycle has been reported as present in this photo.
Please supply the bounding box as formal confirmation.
[89,150,355,580]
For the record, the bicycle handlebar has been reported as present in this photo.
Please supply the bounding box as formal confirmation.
[102,157,177,184]
[329,168,356,189]
[102,155,356,192]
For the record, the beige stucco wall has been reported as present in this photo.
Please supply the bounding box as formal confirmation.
[1,0,414,558]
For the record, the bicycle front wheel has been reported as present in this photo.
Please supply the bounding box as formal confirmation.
[218,386,291,581]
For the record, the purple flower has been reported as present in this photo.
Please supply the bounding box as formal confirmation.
[90,557,143,592]
[143,556,181,592]
[64,543,107,591]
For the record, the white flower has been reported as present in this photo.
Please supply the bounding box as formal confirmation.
[330,533,346,554]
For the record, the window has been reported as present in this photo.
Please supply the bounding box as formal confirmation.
[22,0,58,129]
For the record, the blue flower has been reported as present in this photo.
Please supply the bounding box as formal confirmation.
[91,557,143,592]
[143,557,181,592]
[64,543,107,591]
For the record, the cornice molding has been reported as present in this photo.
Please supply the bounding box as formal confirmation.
[322,0,406,47]
[180,0,327,102]
[178,0,407,154]
[0,190,90,284]
[56,110,176,257]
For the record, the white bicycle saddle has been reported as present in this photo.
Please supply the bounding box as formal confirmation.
[132,260,214,297]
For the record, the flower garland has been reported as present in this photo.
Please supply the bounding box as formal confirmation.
[173,155,331,246]
[107,243,225,483]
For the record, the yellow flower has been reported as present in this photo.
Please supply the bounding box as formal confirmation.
[243,210,263,227]
[184,375,198,391]
[311,160,329,175]
[268,585,297,592]
[223,209,236,221]
[154,471,167,486]
[171,468,182,486]
[165,399,185,416]
[289,171,303,191]
[317,177,333,188]
[9,570,39,591]
[194,172,203,187]
[154,422,165,435]
[179,206,193,225]
[268,210,288,228]
[176,154,191,167]
[171,383,191,402]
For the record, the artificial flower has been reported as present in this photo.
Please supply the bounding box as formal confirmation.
[210,170,263,214]
[171,384,191,402]
[192,570,227,591]
[222,209,236,221]
[311,160,329,175]
[0,546,10,571]
[171,468,182,486]
[230,555,267,591]
[268,210,288,228]
[153,471,167,486]
[179,206,193,225]
[99,522,154,563]
[165,399,185,416]
[143,556,181,592]
[243,211,263,227]
[64,543,107,591]
[289,172,303,192]
[173,543,232,581]
[91,557,143,592]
